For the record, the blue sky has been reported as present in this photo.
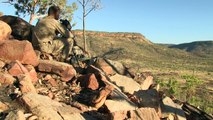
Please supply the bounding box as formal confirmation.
[0,0,213,44]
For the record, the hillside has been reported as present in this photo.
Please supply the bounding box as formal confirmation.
[73,30,213,114]
[73,30,213,72]
[170,41,213,57]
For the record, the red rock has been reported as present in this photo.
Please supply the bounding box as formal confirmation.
[8,60,28,76]
[77,73,99,90]
[94,58,115,76]
[0,73,15,85]
[0,40,39,66]
[48,78,58,87]
[0,20,11,41]
[86,65,108,87]
[8,61,38,83]
[93,85,114,109]
[18,74,37,93]
[25,65,38,83]
[38,60,76,82]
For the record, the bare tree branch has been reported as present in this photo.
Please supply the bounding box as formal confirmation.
[77,0,83,6]
[85,0,90,6]
[85,7,95,17]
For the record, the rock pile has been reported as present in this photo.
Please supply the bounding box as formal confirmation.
[0,20,212,120]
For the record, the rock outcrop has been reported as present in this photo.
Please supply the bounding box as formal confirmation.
[0,40,39,66]
[73,30,152,44]
[0,16,212,120]
[0,20,11,41]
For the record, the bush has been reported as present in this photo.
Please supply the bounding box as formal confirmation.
[181,74,202,100]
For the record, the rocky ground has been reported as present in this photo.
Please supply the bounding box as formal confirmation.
[0,19,213,120]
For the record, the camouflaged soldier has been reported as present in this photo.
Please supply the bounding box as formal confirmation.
[32,6,74,61]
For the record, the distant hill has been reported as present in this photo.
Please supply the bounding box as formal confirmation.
[169,41,213,57]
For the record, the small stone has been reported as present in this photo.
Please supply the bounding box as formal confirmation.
[0,101,9,112]
[0,72,16,85]
[48,78,58,87]
[5,110,26,120]
[77,73,99,90]
[44,74,52,81]
[0,60,5,68]
[25,65,38,83]
[18,74,37,94]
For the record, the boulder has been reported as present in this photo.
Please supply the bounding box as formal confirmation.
[104,59,126,75]
[104,83,138,114]
[18,74,37,94]
[140,76,154,90]
[0,40,39,66]
[94,58,115,76]
[134,89,161,116]
[110,74,141,94]
[0,20,11,41]
[8,60,28,76]
[0,15,33,41]
[105,100,136,113]
[0,72,16,85]
[161,97,186,120]
[5,110,25,120]
[38,60,76,82]
[93,85,114,109]
[48,78,58,87]
[129,108,160,120]
[77,73,99,90]
[21,93,92,120]
[8,61,38,83]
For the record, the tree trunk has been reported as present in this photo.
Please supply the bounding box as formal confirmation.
[29,14,35,25]
[29,0,37,25]
[83,0,87,52]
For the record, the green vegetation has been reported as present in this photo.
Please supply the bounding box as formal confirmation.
[74,31,213,114]
[181,74,202,100]
[4,0,77,23]
[156,75,212,114]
